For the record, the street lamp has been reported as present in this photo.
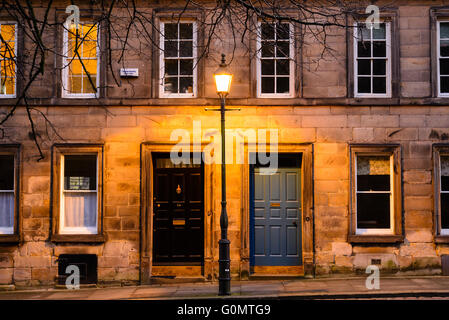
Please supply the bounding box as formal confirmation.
[214,54,232,296]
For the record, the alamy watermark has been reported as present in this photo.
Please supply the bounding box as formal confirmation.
[365,5,380,30]
[170,120,279,175]
[365,265,380,290]
[65,265,80,290]
[65,5,80,29]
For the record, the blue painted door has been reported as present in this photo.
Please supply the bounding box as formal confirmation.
[250,168,302,266]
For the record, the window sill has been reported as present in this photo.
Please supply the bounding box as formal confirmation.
[435,236,449,243]
[348,234,403,244]
[0,234,20,244]
[51,234,105,243]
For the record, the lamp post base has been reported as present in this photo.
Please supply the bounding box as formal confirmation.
[218,238,231,296]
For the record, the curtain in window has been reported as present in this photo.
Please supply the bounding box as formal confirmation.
[64,192,97,227]
[0,192,14,228]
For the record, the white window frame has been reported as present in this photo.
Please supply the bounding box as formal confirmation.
[353,22,392,98]
[59,154,99,235]
[256,21,294,98]
[159,21,197,98]
[437,21,449,97]
[62,21,100,99]
[0,22,17,99]
[0,154,15,235]
[355,154,394,235]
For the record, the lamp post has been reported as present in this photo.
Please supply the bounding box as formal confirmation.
[214,54,233,296]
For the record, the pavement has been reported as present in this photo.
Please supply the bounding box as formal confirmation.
[1,276,449,300]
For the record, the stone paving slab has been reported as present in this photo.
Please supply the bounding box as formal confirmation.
[1,276,449,300]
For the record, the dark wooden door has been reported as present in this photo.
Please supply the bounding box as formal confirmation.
[153,156,204,264]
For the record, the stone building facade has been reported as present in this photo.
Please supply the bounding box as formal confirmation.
[1,0,449,288]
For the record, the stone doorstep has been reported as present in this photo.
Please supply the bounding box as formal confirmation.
[248,274,305,280]
[0,285,15,291]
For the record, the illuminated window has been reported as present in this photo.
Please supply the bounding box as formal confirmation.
[160,22,197,97]
[62,22,99,98]
[257,22,294,97]
[0,23,16,98]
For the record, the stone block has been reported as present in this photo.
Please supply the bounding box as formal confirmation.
[331,242,352,256]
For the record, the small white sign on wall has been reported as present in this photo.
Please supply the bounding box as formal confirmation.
[120,68,139,77]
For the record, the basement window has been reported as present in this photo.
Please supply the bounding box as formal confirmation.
[57,254,97,285]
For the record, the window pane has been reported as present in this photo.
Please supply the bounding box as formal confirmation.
[83,24,97,41]
[261,24,275,40]
[0,77,14,95]
[357,193,390,229]
[1,24,15,42]
[441,76,449,93]
[261,77,275,93]
[179,23,193,39]
[64,192,97,228]
[373,24,386,39]
[441,22,449,39]
[179,77,193,94]
[357,41,371,57]
[373,41,386,57]
[164,23,178,40]
[373,59,386,75]
[357,59,371,75]
[277,24,289,40]
[64,155,97,191]
[165,59,178,76]
[357,77,371,93]
[83,76,96,94]
[164,77,178,93]
[69,76,81,93]
[164,40,177,57]
[440,59,449,75]
[0,192,14,229]
[276,77,289,94]
[179,41,193,57]
[276,42,289,58]
[69,59,82,75]
[441,40,449,57]
[0,155,14,190]
[83,41,97,58]
[276,59,289,75]
[82,59,97,76]
[357,26,371,40]
[261,41,274,57]
[441,156,449,191]
[373,77,386,93]
[261,60,274,75]
[180,59,193,75]
[357,156,390,191]
[442,193,449,229]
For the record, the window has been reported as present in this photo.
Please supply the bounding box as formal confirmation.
[438,21,449,96]
[433,145,449,239]
[0,23,17,98]
[0,145,19,241]
[62,22,99,98]
[160,22,197,97]
[60,155,98,234]
[257,22,294,97]
[349,145,402,243]
[353,22,391,97]
[355,155,393,234]
[0,154,15,234]
[52,145,104,241]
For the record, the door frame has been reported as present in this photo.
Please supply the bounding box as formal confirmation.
[241,143,314,277]
[140,142,214,283]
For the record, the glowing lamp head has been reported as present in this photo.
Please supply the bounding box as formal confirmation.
[214,54,233,95]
